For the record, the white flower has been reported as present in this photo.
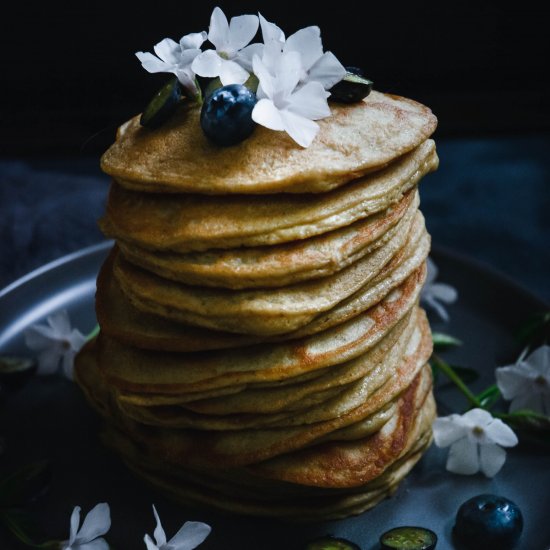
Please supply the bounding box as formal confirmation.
[24,310,86,380]
[251,52,331,148]
[420,257,458,322]
[191,7,260,86]
[144,505,211,550]
[136,31,207,97]
[60,503,111,550]
[496,345,550,415]
[433,408,518,477]
[258,14,346,90]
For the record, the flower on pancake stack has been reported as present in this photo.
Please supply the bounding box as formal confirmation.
[433,408,518,477]
[249,14,346,147]
[191,7,260,85]
[257,14,346,91]
[136,31,207,98]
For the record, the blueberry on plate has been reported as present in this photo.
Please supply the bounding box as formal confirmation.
[200,84,257,146]
[454,494,523,549]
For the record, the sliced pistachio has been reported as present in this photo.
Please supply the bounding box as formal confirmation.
[329,72,373,103]
[140,76,182,129]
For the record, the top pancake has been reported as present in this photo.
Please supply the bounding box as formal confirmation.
[100,91,437,195]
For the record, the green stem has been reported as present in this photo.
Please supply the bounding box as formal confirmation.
[431,354,481,408]
[86,324,100,341]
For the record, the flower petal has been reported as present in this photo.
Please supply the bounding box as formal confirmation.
[509,391,544,414]
[74,503,111,544]
[288,81,331,120]
[69,329,87,352]
[259,14,285,45]
[308,51,347,90]
[37,347,61,375]
[462,408,494,428]
[136,52,171,74]
[144,534,159,550]
[180,31,207,50]
[219,59,249,86]
[422,295,450,322]
[236,43,264,72]
[426,257,439,284]
[285,26,323,71]
[208,7,230,50]
[69,506,81,544]
[446,437,480,475]
[479,443,507,477]
[495,364,531,400]
[432,415,467,447]
[252,56,276,99]
[192,50,223,78]
[152,505,167,547]
[77,539,110,550]
[280,110,319,148]
[252,99,285,131]
[228,14,259,52]
[527,345,550,375]
[485,418,518,447]
[48,309,72,336]
[276,50,301,98]
[24,325,56,350]
[153,38,180,65]
[428,282,458,304]
[168,521,212,549]
[62,350,76,381]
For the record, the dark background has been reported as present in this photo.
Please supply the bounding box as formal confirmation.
[2,1,549,155]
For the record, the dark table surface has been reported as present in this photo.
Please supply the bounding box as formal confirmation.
[1,134,548,303]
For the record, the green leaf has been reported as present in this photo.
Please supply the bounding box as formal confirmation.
[432,332,462,350]
[0,462,52,508]
[515,311,550,348]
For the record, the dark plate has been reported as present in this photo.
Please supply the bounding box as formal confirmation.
[0,242,548,549]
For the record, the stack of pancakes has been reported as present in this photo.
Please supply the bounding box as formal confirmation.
[75,91,439,520]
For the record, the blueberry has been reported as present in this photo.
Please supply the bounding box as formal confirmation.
[454,494,523,549]
[200,84,257,146]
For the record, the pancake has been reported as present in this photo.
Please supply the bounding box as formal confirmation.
[97,224,429,352]
[75,310,432,468]
[117,189,418,289]
[100,91,437,195]
[100,139,437,253]
[115,311,418,430]
[112,211,422,336]
[104,426,432,520]
[96,272,425,396]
